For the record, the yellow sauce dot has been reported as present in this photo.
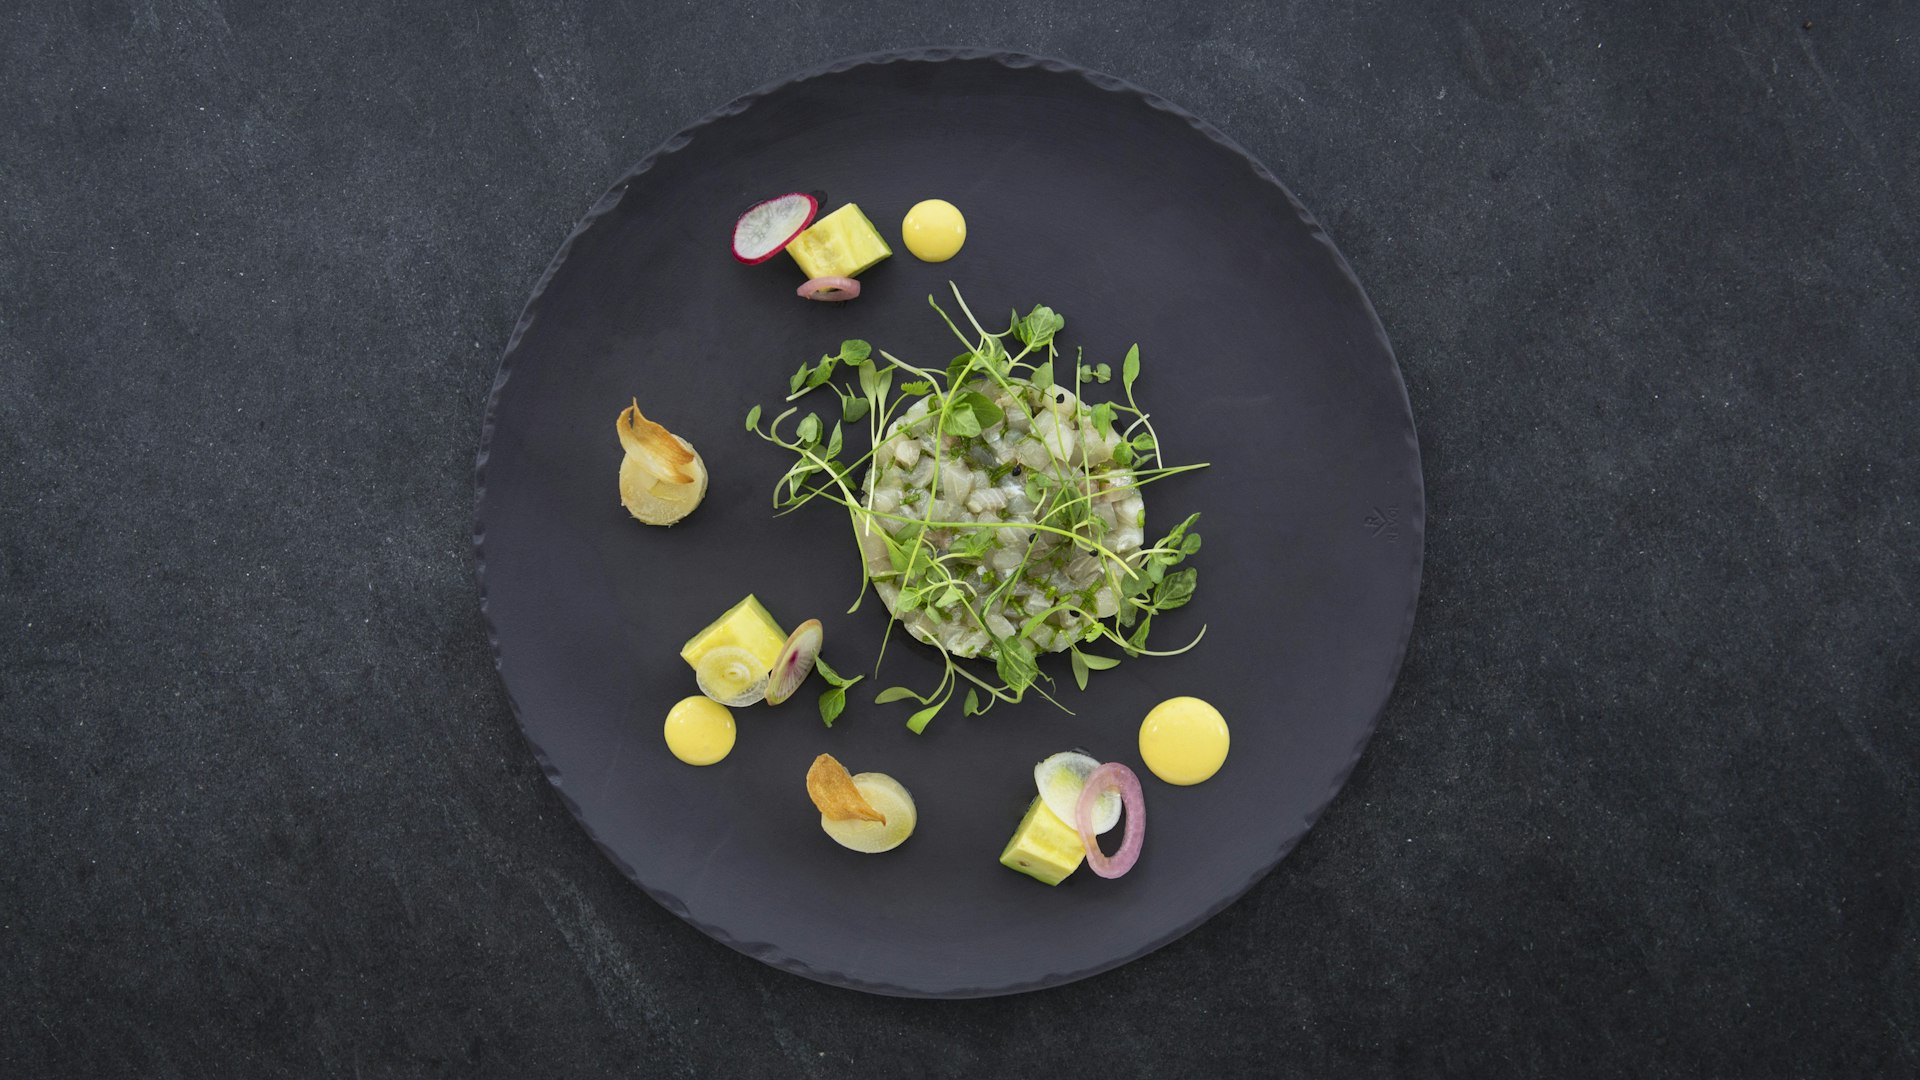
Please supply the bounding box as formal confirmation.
[901,199,966,262]
[1138,696,1230,785]
[664,695,735,766]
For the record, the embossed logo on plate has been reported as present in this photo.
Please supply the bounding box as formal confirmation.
[1364,506,1400,543]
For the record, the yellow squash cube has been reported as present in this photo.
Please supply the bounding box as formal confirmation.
[680,595,787,674]
[787,203,892,281]
[999,797,1086,886]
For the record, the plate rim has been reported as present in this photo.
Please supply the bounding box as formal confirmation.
[472,45,1425,998]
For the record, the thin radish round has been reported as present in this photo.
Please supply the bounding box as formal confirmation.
[1035,751,1120,834]
[797,276,860,301]
[1075,762,1145,878]
[765,618,823,706]
[732,192,818,264]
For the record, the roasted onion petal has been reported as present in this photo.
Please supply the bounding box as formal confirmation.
[617,399,699,485]
[807,753,885,823]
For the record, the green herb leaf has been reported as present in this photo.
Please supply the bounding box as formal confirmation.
[1120,564,1161,600]
[879,531,912,574]
[994,638,1037,691]
[790,363,809,394]
[857,360,891,402]
[945,403,982,438]
[1032,359,1053,388]
[1122,344,1141,393]
[959,390,1003,429]
[949,529,996,560]
[1154,567,1197,610]
[842,396,870,423]
[899,380,933,396]
[796,413,822,444]
[1071,648,1089,691]
[819,686,847,727]
[825,421,843,459]
[1127,613,1154,650]
[1017,605,1060,642]
[745,404,762,431]
[1080,652,1121,671]
[1091,401,1117,438]
[1131,432,1155,452]
[1160,512,1201,552]
[840,339,871,363]
[962,688,981,716]
[906,702,941,734]
[875,685,921,705]
[1015,305,1065,348]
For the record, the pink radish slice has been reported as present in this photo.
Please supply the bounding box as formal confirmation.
[1075,762,1145,879]
[764,618,823,706]
[732,192,818,264]
[797,276,861,301]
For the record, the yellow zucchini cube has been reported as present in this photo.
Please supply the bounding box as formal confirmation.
[680,595,787,674]
[787,203,893,281]
[999,797,1086,886]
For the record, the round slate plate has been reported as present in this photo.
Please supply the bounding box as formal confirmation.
[475,49,1422,998]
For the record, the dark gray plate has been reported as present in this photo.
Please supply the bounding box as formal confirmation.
[474,49,1422,998]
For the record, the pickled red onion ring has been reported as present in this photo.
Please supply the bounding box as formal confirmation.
[1075,762,1144,878]
[797,276,861,301]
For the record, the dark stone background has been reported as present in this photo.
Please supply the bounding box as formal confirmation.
[2,1,1913,1076]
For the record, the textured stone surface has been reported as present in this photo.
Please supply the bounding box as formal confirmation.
[1,1,1914,1076]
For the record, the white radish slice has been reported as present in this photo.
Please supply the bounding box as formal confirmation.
[732,192,818,264]
[765,618,823,706]
[1035,751,1120,834]
[796,276,861,301]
